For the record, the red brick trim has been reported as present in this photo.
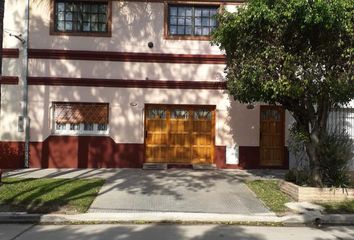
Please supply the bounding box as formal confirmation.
[0,76,19,85]
[2,48,19,58]
[28,77,227,89]
[28,49,226,64]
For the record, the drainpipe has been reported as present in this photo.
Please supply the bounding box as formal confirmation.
[23,0,30,168]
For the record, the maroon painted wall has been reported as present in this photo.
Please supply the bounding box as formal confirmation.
[0,136,144,169]
[0,142,24,168]
[0,138,288,169]
[214,145,289,169]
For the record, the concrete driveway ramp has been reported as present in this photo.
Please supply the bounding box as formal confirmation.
[89,169,271,215]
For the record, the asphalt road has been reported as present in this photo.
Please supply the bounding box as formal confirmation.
[1,224,354,240]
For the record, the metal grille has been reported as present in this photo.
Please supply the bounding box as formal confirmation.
[328,108,354,138]
[54,102,109,124]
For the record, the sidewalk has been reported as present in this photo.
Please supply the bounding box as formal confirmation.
[3,168,287,181]
[2,168,353,226]
[4,168,280,215]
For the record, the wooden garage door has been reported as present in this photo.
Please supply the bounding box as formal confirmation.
[145,105,215,164]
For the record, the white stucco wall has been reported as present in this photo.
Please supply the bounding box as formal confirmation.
[28,85,266,148]
[29,0,225,54]
[2,0,295,157]
[1,0,26,141]
[29,59,226,81]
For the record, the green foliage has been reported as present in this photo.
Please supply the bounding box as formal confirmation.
[317,130,354,188]
[286,130,354,188]
[246,180,291,213]
[213,0,354,187]
[285,169,311,186]
[321,200,354,214]
[212,0,354,107]
[0,178,104,213]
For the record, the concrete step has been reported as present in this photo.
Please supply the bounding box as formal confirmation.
[192,164,217,170]
[143,163,167,170]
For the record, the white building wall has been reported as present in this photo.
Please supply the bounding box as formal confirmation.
[1,0,26,141]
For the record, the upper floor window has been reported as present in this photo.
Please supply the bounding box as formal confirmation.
[53,102,109,135]
[51,0,112,37]
[166,4,218,40]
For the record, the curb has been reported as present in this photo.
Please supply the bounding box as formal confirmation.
[321,214,354,225]
[0,212,340,226]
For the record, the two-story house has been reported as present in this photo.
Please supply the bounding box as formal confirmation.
[1,0,351,171]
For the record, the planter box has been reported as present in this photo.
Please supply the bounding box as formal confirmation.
[280,180,354,202]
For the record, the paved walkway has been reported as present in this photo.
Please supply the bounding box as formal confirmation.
[4,169,285,215]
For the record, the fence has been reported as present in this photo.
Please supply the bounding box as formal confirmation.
[328,108,354,138]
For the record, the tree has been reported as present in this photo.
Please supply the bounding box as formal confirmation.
[212,0,354,186]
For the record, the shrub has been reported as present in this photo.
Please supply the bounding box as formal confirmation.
[317,130,354,188]
[285,168,311,186]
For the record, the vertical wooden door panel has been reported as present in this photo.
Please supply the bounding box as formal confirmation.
[260,106,284,166]
[191,109,214,164]
[145,108,169,163]
[169,108,191,163]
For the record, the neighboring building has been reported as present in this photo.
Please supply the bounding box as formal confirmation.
[2,0,349,170]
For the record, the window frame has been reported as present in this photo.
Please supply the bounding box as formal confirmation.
[53,122,110,136]
[50,0,112,37]
[164,2,221,41]
[51,102,110,136]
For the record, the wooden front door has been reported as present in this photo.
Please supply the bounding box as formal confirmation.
[260,106,285,166]
[145,105,215,164]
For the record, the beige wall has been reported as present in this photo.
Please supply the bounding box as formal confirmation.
[29,59,225,81]
[3,0,25,49]
[29,1,230,54]
[28,85,264,147]
[2,0,292,153]
[1,0,26,141]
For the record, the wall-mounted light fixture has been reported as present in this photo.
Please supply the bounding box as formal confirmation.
[130,102,138,107]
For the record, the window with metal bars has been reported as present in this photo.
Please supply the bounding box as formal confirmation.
[54,0,108,33]
[168,5,218,37]
[53,102,109,135]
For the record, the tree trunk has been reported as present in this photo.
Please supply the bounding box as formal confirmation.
[291,98,330,187]
[305,130,323,187]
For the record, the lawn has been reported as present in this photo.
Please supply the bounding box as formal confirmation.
[320,200,354,214]
[246,180,292,214]
[0,178,105,214]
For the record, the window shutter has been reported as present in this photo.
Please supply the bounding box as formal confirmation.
[54,103,109,124]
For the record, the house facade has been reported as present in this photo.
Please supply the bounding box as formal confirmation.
[2,0,348,170]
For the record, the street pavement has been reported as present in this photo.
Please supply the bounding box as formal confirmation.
[1,224,354,240]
